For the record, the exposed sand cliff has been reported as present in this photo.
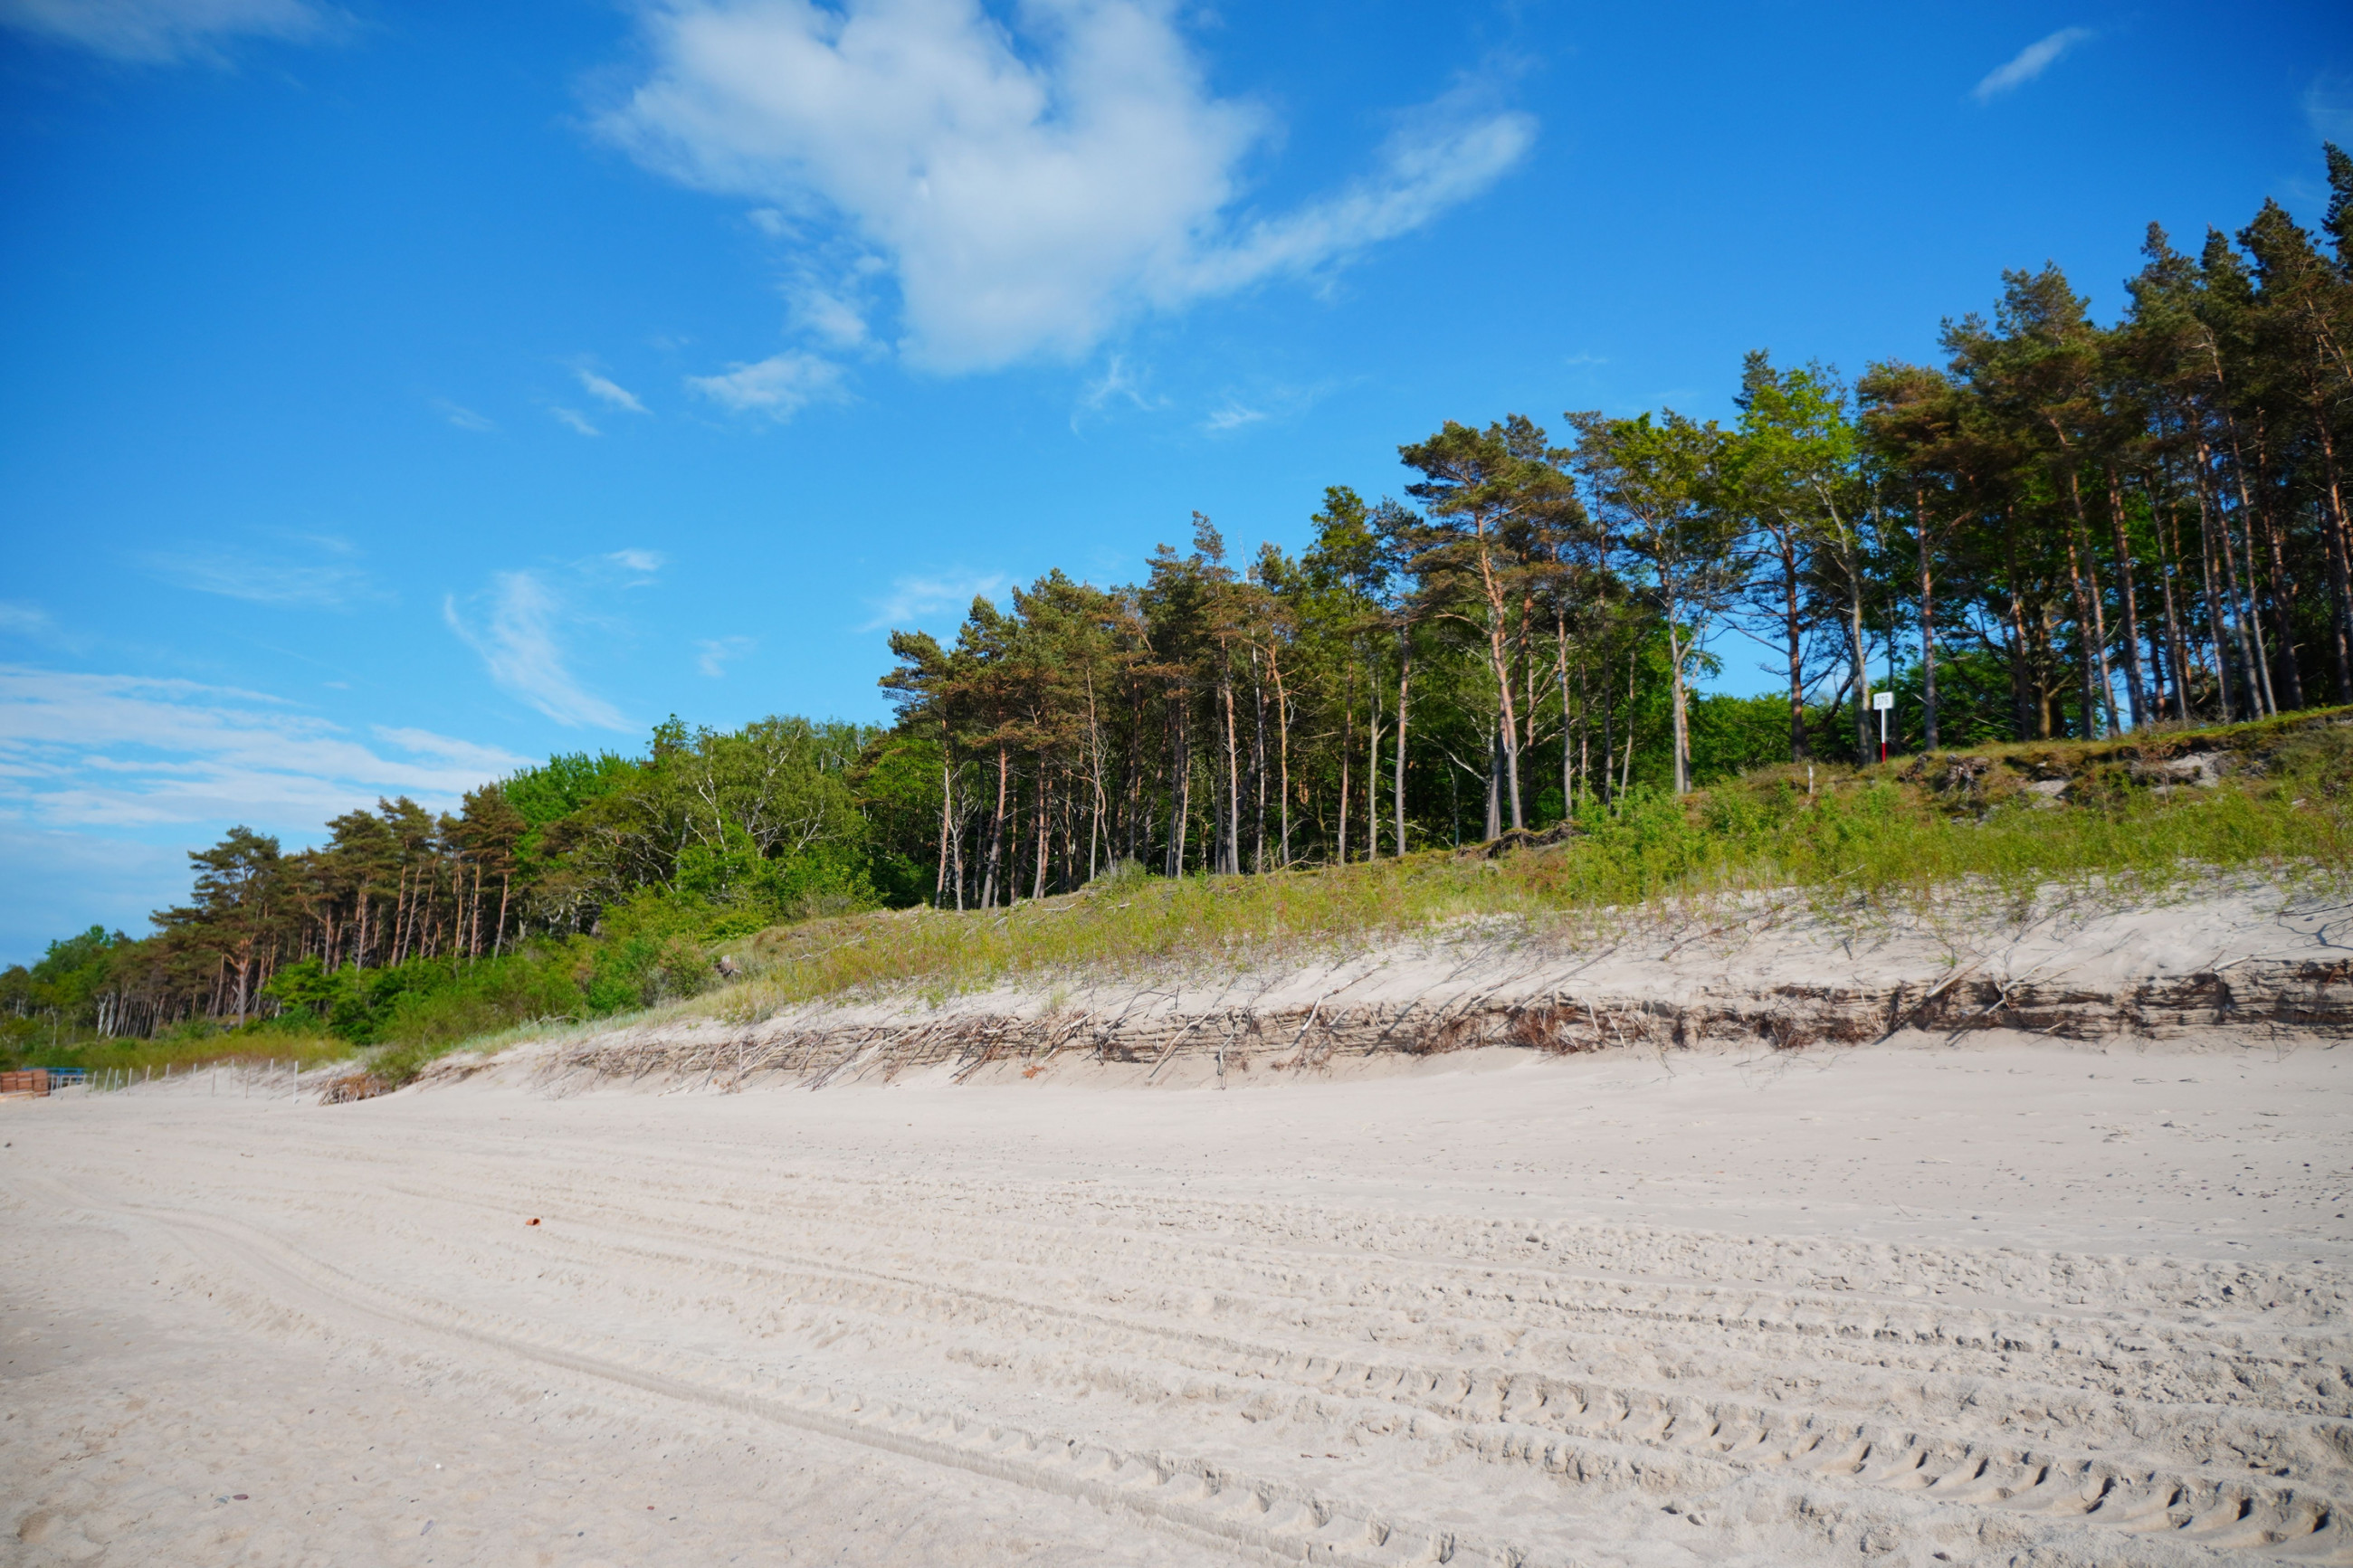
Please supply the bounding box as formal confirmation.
[447,878,2353,1095]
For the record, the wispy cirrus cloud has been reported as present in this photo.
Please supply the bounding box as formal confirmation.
[577,368,650,413]
[604,548,665,581]
[687,350,849,421]
[550,406,603,437]
[0,664,531,962]
[860,570,1008,633]
[1972,27,2093,102]
[600,1,1534,374]
[0,664,529,832]
[0,602,63,641]
[0,0,329,63]
[443,572,630,730]
[140,534,380,609]
[695,635,755,677]
[432,397,498,432]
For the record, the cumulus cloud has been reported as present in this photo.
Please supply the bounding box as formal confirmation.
[0,0,327,62]
[1972,27,2093,102]
[688,350,849,419]
[601,0,1534,372]
[578,369,651,413]
[443,573,631,730]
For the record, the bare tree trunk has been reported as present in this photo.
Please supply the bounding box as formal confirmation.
[1596,635,1615,809]
[2311,412,2353,701]
[1392,629,1412,856]
[1266,649,1291,868]
[1667,617,1691,795]
[983,745,1009,908]
[1483,718,1502,841]
[1337,669,1352,864]
[2145,475,2194,721]
[1364,650,1381,862]
[2058,470,2111,736]
[1909,485,1937,751]
[2100,466,2148,728]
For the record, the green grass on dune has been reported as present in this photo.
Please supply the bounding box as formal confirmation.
[716,711,2353,1023]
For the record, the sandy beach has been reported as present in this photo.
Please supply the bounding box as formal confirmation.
[4,1032,2348,1567]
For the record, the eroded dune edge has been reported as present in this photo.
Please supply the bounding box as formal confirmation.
[431,879,2353,1098]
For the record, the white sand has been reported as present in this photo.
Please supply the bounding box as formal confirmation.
[5,1033,2350,1565]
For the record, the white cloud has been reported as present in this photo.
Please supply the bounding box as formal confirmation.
[695,635,755,677]
[788,284,872,348]
[1078,353,1157,415]
[0,602,61,640]
[687,350,849,419]
[141,536,376,608]
[0,664,530,833]
[0,0,325,62]
[861,570,1007,632]
[443,573,631,730]
[551,406,603,436]
[578,369,650,413]
[600,0,1534,372]
[1972,27,2093,102]
[605,548,666,577]
[433,397,498,432]
[1202,403,1264,433]
[0,667,533,960]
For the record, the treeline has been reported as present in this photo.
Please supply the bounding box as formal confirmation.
[0,717,898,1052]
[869,149,2353,905]
[7,148,2351,1043]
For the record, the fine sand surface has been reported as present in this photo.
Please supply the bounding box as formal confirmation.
[4,1036,2351,1566]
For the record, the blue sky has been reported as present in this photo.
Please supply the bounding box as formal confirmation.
[2,0,2348,963]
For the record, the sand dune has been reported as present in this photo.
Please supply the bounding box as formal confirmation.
[5,1025,2349,1566]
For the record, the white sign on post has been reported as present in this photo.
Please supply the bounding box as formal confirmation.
[1872,690,1895,710]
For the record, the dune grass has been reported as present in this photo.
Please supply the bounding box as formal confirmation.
[716,722,2351,1022]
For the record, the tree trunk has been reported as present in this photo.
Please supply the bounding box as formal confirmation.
[1220,660,1241,876]
[1913,485,1938,751]
[1777,527,1808,761]
[984,745,1009,908]
[1267,649,1291,868]
[1667,619,1691,795]
[1394,627,1413,856]
[2102,467,2148,728]
[2058,471,2111,736]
